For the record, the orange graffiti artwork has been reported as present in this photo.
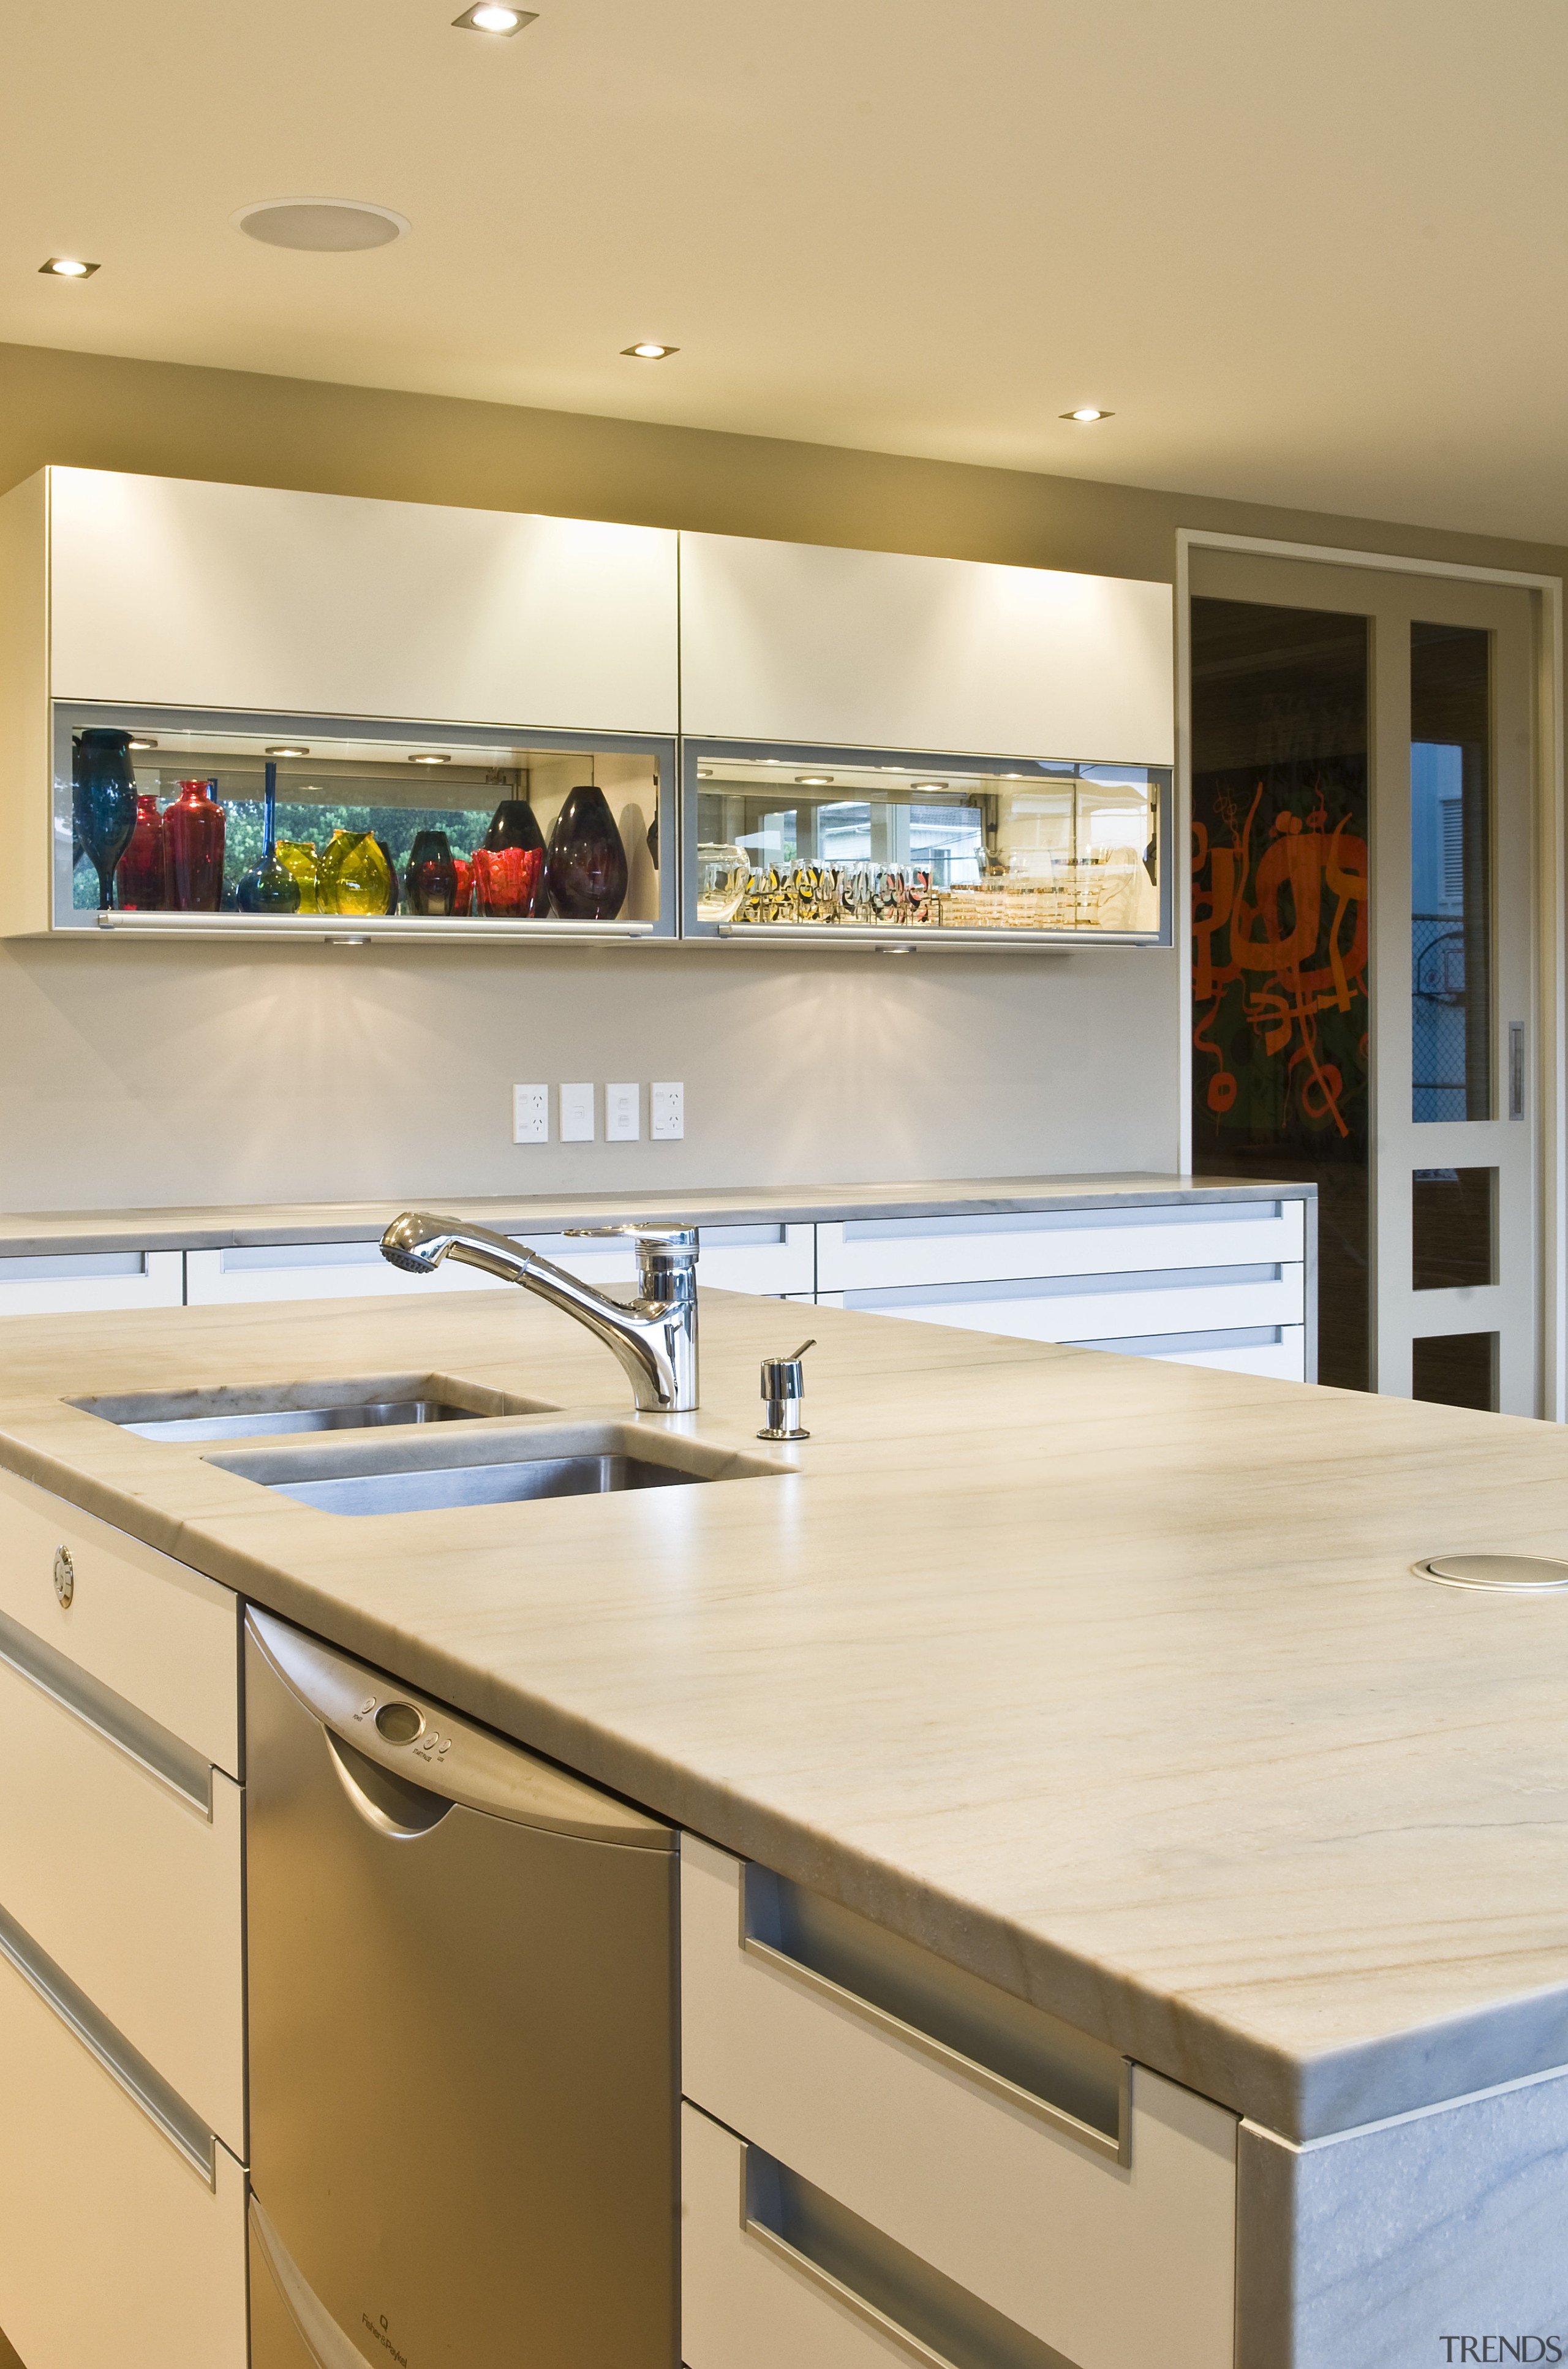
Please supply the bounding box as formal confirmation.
[1192,784,1368,1139]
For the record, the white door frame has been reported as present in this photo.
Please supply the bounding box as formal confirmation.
[1175,527,1566,1419]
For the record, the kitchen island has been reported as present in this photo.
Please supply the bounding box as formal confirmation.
[0,1277,1562,2367]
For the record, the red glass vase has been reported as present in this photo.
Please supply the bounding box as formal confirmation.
[163,779,227,912]
[473,844,545,918]
[115,794,166,910]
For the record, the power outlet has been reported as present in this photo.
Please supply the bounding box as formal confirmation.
[512,1084,548,1144]
[606,1082,641,1143]
[559,1082,595,1143]
[650,1081,684,1140]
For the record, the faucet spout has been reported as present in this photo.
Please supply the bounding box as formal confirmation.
[379,1212,700,1413]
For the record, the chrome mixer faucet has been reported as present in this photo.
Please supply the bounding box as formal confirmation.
[380,1214,699,1413]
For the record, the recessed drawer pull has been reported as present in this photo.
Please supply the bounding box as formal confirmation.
[742,1865,1126,2166]
[0,1603,212,1815]
[740,2133,1066,2369]
[0,1900,216,2184]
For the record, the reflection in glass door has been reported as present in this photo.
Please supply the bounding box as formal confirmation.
[1190,552,1539,1415]
[1189,596,1371,1390]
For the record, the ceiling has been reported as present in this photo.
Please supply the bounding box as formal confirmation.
[5,0,1565,544]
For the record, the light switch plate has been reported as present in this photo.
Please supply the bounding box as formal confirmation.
[606,1082,641,1143]
[650,1081,684,1140]
[513,1084,548,1144]
[559,1082,595,1143]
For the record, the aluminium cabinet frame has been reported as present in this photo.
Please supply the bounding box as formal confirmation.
[679,736,1175,951]
[56,704,679,945]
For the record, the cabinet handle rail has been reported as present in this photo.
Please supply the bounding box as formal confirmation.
[0,1899,216,2183]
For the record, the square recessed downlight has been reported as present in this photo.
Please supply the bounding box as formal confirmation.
[452,4,537,30]
[40,257,99,278]
[622,342,678,360]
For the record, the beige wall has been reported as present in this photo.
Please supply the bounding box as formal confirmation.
[0,340,1560,1213]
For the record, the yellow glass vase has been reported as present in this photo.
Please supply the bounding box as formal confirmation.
[274,840,320,914]
[320,830,391,917]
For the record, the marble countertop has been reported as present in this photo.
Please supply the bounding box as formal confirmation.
[0,1171,1313,1256]
[0,1274,1545,2153]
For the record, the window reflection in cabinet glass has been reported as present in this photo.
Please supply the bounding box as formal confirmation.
[691,751,1166,939]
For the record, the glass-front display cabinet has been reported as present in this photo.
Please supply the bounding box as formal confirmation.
[683,742,1172,946]
[56,708,674,940]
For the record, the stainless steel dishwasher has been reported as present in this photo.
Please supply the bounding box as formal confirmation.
[244,1606,677,2369]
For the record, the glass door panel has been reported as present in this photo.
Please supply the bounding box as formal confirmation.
[686,744,1170,943]
[1191,552,1539,1416]
[1189,596,1371,1391]
[1411,621,1491,1122]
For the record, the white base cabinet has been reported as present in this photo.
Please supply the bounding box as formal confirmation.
[0,1947,247,2369]
[818,1198,1311,1381]
[0,1472,247,2366]
[0,1194,1311,1384]
[680,1834,1238,2369]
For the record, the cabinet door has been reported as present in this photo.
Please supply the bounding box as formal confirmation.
[47,467,680,732]
[678,531,1174,760]
[0,1249,183,1316]
[0,1946,246,2369]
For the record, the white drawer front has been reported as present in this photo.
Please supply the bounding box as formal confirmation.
[186,1222,815,1305]
[184,1241,500,1304]
[840,1264,1305,1343]
[0,1650,243,2152]
[0,1249,183,1316]
[1147,1329,1306,1380]
[684,2101,936,2369]
[0,1946,246,2369]
[0,1471,239,1777]
[680,1837,1236,2369]
[526,1223,815,1299]
[818,1201,1303,1291]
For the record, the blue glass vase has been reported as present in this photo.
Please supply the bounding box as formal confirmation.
[236,761,301,914]
[73,728,138,911]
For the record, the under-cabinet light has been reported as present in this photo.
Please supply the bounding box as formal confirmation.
[452,3,537,31]
[622,342,677,360]
[795,774,834,787]
[910,782,948,793]
[40,257,98,278]
[127,736,159,750]
[266,744,310,757]
[1061,406,1112,423]
[408,752,451,764]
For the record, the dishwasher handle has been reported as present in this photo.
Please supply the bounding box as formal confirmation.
[325,1727,454,1839]
[246,1606,673,1850]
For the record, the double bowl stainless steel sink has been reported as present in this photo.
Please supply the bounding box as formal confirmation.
[78,1378,788,1514]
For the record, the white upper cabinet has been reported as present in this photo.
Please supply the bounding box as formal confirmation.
[43,468,680,733]
[677,531,1174,761]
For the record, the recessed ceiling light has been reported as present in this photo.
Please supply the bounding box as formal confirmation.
[795,774,834,787]
[1061,407,1113,424]
[40,257,98,278]
[233,199,410,252]
[910,782,948,793]
[265,744,310,757]
[622,342,678,360]
[408,752,451,765]
[453,2,537,30]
